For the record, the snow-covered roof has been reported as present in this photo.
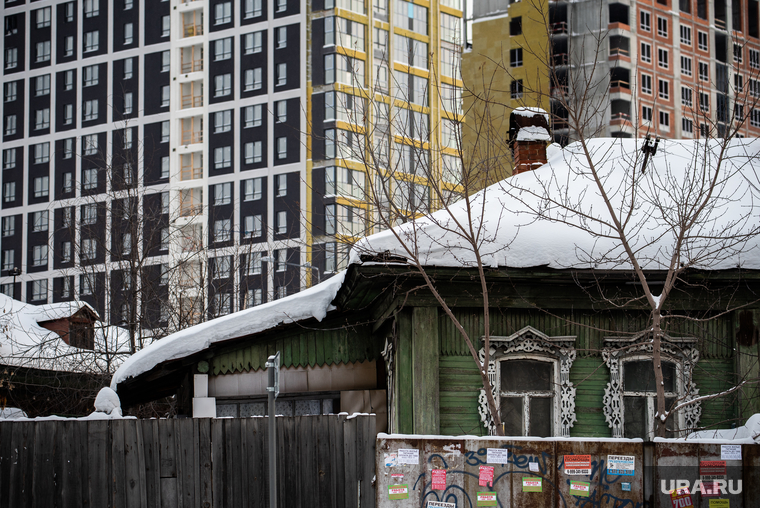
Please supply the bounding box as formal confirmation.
[351,138,760,271]
[110,271,347,389]
[515,125,551,142]
[0,293,130,374]
[512,106,550,123]
[111,138,760,388]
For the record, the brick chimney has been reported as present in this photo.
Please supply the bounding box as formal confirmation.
[509,107,551,175]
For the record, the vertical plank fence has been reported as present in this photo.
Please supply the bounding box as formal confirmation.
[0,414,376,508]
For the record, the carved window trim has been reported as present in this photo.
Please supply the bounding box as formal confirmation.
[478,326,577,436]
[602,333,701,439]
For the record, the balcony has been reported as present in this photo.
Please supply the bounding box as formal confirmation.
[552,53,569,66]
[181,117,203,145]
[180,154,203,180]
[609,79,630,93]
[181,92,203,109]
[550,22,568,35]
[182,11,203,38]
[181,130,203,145]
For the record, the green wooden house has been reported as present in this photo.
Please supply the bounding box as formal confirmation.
[113,136,760,439]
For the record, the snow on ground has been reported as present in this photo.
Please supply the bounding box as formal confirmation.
[351,138,760,271]
[0,293,130,374]
[683,413,760,443]
[111,271,347,389]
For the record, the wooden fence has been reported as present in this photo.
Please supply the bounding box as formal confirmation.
[0,414,376,508]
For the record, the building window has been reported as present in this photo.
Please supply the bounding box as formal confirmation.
[3,183,15,203]
[5,48,18,69]
[735,74,744,94]
[82,204,97,225]
[750,109,760,128]
[658,79,669,100]
[275,174,287,196]
[2,149,15,169]
[698,31,708,51]
[64,138,74,159]
[244,214,263,238]
[699,92,709,112]
[124,23,134,44]
[277,0,287,12]
[162,51,171,72]
[659,110,670,128]
[510,48,523,67]
[245,141,263,164]
[215,2,232,24]
[245,288,264,308]
[32,211,48,232]
[84,31,100,52]
[245,31,264,54]
[640,42,651,63]
[62,207,73,227]
[213,256,231,278]
[277,26,287,48]
[32,245,48,267]
[161,121,170,142]
[161,157,170,179]
[276,210,287,234]
[277,137,287,159]
[62,173,73,193]
[161,86,170,107]
[215,74,232,96]
[34,143,50,164]
[84,0,99,17]
[124,92,133,115]
[681,86,693,107]
[244,178,263,200]
[214,219,232,243]
[81,238,96,260]
[1,216,14,237]
[84,134,98,155]
[698,61,709,81]
[36,75,51,96]
[63,104,74,125]
[214,182,232,205]
[324,54,335,83]
[65,70,74,90]
[640,10,651,31]
[274,249,287,272]
[80,274,95,295]
[680,25,691,45]
[33,176,49,198]
[215,38,232,60]
[84,65,99,86]
[657,48,669,69]
[4,115,16,136]
[4,82,17,102]
[65,2,75,21]
[244,0,263,18]
[83,168,98,190]
[125,0,133,9]
[213,294,232,316]
[124,58,134,79]
[36,41,51,62]
[680,56,692,76]
[83,100,99,121]
[31,280,47,301]
[214,147,232,169]
[64,36,74,56]
[510,79,523,99]
[36,7,52,28]
[276,63,287,86]
[2,250,14,271]
[325,129,336,159]
[245,105,263,128]
[35,109,50,130]
[751,49,760,70]
[215,110,232,133]
[162,16,170,37]
[657,16,668,37]
[61,276,71,297]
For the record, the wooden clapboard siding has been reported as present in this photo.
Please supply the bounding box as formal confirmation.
[438,356,487,436]
[692,358,738,429]
[211,323,376,376]
[0,415,376,508]
[569,357,611,437]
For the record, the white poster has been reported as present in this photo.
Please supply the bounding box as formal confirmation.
[398,448,420,464]
[487,448,509,464]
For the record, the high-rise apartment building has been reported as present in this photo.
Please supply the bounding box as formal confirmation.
[463,0,760,153]
[1,0,464,335]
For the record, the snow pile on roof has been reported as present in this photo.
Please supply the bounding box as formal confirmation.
[0,407,27,420]
[111,271,347,389]
[0,294,130,374]
[516,126,551,142]
[351,138,760,271]
[686,413,760,443]
[512,106,550,123]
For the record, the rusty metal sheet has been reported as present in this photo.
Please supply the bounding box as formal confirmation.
[655,442,700,507]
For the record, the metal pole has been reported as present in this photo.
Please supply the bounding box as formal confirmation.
[267,353,279,508]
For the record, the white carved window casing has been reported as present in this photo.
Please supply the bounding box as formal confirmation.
[602,333,700,440]
[478,326,577,437]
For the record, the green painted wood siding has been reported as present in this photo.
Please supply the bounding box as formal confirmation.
[439,308,734,359]
[692,358,737,429]
[211,325,376,375]
[439,356,486,436]
[569,357,611,437]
